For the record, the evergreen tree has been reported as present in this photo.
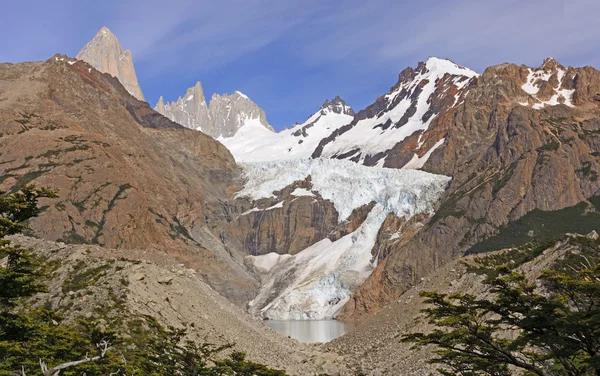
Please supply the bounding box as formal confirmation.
[403,238,600,376]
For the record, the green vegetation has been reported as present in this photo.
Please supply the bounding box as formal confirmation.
[491,161,516,196]
[61,261,113,293]
[465,240,554,280]
[404,238,600,375]
[466,196,600,254]
[0,184,287,375]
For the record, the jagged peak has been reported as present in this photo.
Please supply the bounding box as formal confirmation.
[319,96,355,116]
[234,91,250,100]
[539,57,564,71]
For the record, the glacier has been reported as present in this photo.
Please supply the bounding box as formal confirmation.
[240,158,450,319]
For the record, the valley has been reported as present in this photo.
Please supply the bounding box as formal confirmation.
[2,21,600,376]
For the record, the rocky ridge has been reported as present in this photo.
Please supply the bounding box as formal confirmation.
[76,26,145,101]
[0,54,256,305]
[155,83,273,138]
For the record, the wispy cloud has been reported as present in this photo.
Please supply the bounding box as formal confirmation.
[2,0,599,129]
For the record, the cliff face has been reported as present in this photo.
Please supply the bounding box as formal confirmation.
[76,26,145,101]
[0,55,257,304]
[339,58,600,320]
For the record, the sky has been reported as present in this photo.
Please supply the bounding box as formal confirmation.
[1,0,599,131]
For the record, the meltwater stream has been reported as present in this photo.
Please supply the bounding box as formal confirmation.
[264,320,349,343]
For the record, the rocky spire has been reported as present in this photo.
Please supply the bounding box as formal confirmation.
[76,26,145,101]
[155,84,273,138]
[155,96,165,115]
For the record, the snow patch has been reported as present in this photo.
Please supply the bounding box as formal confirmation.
[246,253,293,275]
[291,188,315,197]
[403,138,445,170]
[241,201,284,216]
[235,91,250,100]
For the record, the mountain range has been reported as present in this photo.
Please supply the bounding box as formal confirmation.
[2,25,600,375]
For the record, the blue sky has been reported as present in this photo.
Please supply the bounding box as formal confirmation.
[2,0,599,131]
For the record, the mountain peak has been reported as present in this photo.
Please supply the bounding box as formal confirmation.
[320,96,354,116]
[98,26,115,37]
[540,57,563,71]
[424,57,478,77]
[76,27,145,101]
[156,85,272,137]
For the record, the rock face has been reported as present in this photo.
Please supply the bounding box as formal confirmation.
[0,55,256,304]
[339,58,600,320]
[155,84,273,138]
[76,26,145,101]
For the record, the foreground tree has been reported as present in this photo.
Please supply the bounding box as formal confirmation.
[403,238,600,376]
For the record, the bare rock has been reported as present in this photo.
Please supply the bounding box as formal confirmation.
[76,26,145,101]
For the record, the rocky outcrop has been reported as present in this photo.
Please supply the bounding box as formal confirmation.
[339,58,600,320]
[155,84,273,138]
[0,55,256,304]
[154,81,210,132]
[225,178,377,258]
[76,26,145,101]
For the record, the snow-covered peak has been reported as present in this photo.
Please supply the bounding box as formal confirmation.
[314,58,477,167]
[320,96,355,116]
[424,57,478,78]
[221,99,354,163]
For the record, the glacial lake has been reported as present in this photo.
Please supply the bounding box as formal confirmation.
[264,320,349,343]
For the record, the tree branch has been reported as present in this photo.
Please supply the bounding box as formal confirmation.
[39,341,109,376]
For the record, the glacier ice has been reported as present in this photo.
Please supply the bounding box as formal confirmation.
[241,158,450,319]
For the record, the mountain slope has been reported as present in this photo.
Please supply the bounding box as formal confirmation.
[11,234,348,376]
[222,96,354,162]
[155,83,273,138]
[76,26,145,101]
[327,233,598,375]
[339,58,600,320]
[312,58,478,168]
[0,54,256,304]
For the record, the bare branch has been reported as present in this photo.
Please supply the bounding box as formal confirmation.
[39,341,110,376]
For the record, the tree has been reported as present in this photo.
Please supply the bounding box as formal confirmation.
[403,238,600,376]
[0,185,56,309]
